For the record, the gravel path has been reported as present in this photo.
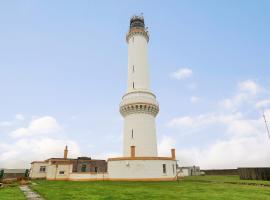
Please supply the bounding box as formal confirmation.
[19,185,44,200]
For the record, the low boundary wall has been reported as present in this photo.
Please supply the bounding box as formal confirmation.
[201,169,238,176]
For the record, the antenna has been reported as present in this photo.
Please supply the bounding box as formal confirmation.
[262,110,270,140]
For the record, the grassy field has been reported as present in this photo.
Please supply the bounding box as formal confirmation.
[0,185,26,200]
[30,176,270,200]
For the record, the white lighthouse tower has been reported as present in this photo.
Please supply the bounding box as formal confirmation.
[108,15,177,181]
[121,15,159,157]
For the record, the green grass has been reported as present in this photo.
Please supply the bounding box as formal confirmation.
[31,176,270,200]
[185,175,270,185]
[0,185,26,200]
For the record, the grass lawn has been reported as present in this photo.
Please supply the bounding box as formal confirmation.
[0,185,26,200]
[31,176,270,200]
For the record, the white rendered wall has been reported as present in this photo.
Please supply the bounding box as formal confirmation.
[108,160,177,179]
[46,164,72,180]
[127,35,150,92]
[123,113,157,157]
[69,173,109,181]
[29,162,48,179]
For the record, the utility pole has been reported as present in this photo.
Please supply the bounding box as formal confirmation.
[262,111,270,140]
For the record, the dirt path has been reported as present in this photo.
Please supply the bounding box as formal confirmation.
[19,185,44,200]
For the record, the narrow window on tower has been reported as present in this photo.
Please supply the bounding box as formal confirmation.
[133,82,135,89]
[132,65,135,73]
[132,37,134,42]
[131,129,134,139]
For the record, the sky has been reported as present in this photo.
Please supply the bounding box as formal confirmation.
[0,0,270,169]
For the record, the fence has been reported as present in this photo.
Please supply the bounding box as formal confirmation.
[238,168,270,181]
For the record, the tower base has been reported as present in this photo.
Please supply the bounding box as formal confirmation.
[107,157,177,181]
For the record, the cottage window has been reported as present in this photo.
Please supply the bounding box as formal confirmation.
[81,164,87,172]
[94,167,98,173]
[162,164,166,174]
[39,166,46,172]
[59,171,65,175]
[172,164,175,174]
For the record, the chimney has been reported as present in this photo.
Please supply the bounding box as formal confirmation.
[171,148,176,160]
[64,145,68,159]
[131,146,136,157]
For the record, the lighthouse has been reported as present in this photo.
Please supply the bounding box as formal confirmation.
[120,15,159,157]
[108,15,177,181]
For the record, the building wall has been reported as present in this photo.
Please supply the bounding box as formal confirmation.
[108,159,177,180]
[30,162,48,179]
[73,160,107,173]
[69,172,109,181]
[46,164,73,180]
[179,168,190,177]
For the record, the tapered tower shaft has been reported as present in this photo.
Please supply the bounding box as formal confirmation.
[120,16,159,157]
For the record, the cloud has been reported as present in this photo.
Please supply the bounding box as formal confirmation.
[219,80,262,110]
[171,112,270,168]
[256,99,270,109]
[158,136,175,156]
[11,116,62,138]
[167,112,242,131]
[171,68,193,80]
[167,80,270,168]
[238,80,260,95]
[0,138,81,168]
[177,135,270,169]
[190,96,200,103]
[15,114,25,121]
[0,115,81,168]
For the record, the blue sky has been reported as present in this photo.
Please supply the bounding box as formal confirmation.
[1,0,270,169]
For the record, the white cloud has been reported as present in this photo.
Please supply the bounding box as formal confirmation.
[158,136,175,156]
[15,114,25,121]
[190,96,200,103]
[219,80,262,110]
[238,80,260,95]
[168,79,270,168]
[256,99,270,109]
[0,138,81,168]
[11,116,62,138]
[177,135,270,169]
[168,112,242,131]
[0,115,81,168]
[168,116,195,128]
[171,68,193,80]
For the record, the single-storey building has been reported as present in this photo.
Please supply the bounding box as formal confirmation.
[30,146,107,181]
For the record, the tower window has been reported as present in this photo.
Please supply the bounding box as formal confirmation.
[131,129,134,139]
[162,164,167,174]
[172,164,175,174]
[133,82,135,89]
[132,65,135,73]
